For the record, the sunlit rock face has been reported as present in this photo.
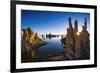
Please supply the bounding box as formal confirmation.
[21,27,43,62]
[64,17,75,60]
[63,17,90,60]
[74,19,81,59]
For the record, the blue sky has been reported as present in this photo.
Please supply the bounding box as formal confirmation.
[21,10,90,35]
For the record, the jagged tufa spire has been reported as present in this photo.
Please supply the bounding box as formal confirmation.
[84,17,87,29]
[74,19,78,33]
[68,17,72,28]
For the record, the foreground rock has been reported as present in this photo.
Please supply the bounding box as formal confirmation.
[21,27,46,62]
[63,17,90,60]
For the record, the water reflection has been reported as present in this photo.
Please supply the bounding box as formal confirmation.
[40,34,65,47]
[37,34,66,59]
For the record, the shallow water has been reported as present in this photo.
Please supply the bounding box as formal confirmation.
[37,36,64,57]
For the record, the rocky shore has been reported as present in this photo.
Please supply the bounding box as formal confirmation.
[21,27,48,62]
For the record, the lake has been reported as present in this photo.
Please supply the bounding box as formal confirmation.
[36,36,64,58]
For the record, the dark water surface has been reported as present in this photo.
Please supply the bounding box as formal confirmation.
[37,36,64,57]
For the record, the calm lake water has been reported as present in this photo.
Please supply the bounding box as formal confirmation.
[37,36,64,57]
